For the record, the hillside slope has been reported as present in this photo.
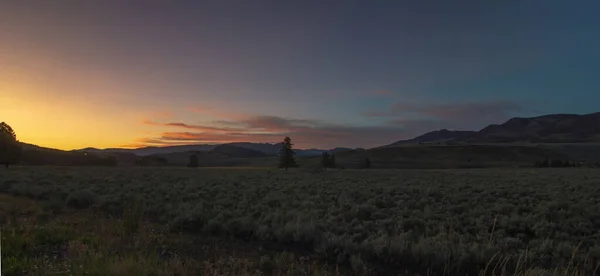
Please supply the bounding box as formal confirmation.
[386,112,600,146]
[470,113,600,143]
[210,144,269,158]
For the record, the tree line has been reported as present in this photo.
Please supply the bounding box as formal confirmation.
[534,159,582,168]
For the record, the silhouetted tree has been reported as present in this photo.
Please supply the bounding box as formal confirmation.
[278,136,297,170]
[364,157,371,169]
[321,152,337,168]
[330,153,336,168]
[135,156,168,166]
[321,152,330,168]
[188,154,199,168]
[551,159,563,168]
[0,122,22,168]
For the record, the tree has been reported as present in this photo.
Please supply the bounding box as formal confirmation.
[321,152,330,168]
[278,136,297,170]
[330,153,336,168]
[0,122,22,168]
[364,157,371,169]
[321,152,337,168]
[551,159,563,168]
[188,154,199,168]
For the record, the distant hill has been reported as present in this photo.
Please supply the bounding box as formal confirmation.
[384,129,476,147]
[385,112,600,146]
[76,144,218,156]
[19,143,122,166]
[74,142,349,157]
[225,142,282,155]
[470,112,600,143]
[209,144,269,158]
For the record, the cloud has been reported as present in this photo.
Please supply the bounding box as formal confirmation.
[129,100,524,149]
[133,114,407,148]
[142,120,240,132]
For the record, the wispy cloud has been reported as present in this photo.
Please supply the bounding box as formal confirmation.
[141,120,240,132]
[129,100,524,149]
[133,114,405,148]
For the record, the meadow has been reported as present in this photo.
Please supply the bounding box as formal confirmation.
[1,167,599,275]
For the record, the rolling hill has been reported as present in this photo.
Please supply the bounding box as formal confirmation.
[386,112,600,146]
[74,142,351,157]
[384,129,476,147]
[210,144,269,158]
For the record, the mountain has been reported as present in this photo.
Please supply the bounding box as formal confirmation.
[209,144,269,158]
[385,112,600,146]
[75,142,346,157]
[75,144,218,156]
[226,142,352,156]
[226,142,282,155]
[384,129,476,147]
[470,113,600,143]
[19,143,124,166]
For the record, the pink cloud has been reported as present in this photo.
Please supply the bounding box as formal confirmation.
[142,120,240,132]
[129,100,525,149]
[131,114,407,149]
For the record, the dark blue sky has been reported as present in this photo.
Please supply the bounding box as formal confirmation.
[1,0,599,149]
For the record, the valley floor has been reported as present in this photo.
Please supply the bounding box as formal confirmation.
[1,167,599,275]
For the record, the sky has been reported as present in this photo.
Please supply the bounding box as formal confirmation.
[1,0,599,150]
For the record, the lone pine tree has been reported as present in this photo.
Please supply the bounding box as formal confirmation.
[278,136,297,170]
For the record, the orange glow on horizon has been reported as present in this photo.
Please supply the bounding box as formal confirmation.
[0,80,152,150]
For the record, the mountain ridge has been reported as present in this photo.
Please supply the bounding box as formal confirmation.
[72,142,353,157]
[20,112,600,157]
[384,112,600,146]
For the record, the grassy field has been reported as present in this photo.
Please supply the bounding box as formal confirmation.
[1,167,600,275]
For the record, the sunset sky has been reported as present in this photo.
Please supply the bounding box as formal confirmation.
[1,1,599,150]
